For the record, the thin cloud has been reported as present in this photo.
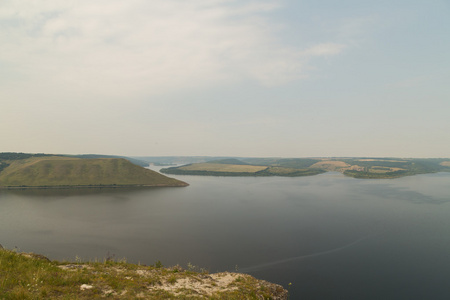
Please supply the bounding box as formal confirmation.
[303,43,346,57]
[1,0,346,101]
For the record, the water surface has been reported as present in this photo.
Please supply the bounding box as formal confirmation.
[1,171,450,299]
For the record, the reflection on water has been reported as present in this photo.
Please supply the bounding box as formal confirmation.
[2,186,164,198]
[1,172,450,299]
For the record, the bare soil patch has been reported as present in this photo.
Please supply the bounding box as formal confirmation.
[310,161,351,171]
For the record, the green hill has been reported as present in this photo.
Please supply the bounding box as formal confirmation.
[161,162,325,177]
[0,156,188,188]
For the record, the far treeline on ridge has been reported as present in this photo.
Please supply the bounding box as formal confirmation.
[158,157,450,179]
[0,153,187,189]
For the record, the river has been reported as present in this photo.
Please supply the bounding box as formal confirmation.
[1,170,450,299]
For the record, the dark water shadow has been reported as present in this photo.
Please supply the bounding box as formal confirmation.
[1,186,168,199]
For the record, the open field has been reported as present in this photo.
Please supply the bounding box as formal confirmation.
[368,166,406,173]
[162,160,325,177]
[309,160,351,171]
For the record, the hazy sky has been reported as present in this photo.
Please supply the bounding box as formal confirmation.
[1,0,449,157]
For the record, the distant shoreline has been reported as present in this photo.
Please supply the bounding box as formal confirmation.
[0,183,188,190]
[160,168,433,179]
[159,157,450,179]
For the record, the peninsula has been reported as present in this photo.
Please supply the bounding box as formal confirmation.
[159,157,450,179]
[0,153,187,188]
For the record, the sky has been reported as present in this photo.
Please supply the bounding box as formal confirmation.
[1,0,449,158]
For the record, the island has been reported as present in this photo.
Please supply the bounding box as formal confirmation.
[160,157,450,179]
[0,153,188,188]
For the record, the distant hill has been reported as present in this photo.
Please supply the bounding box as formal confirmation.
[133,156,234,165]
[161,161,325,177]
[0,155,188,188]
[160,157,450,179]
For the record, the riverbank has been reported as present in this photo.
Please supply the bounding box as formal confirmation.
[0,246,288,299]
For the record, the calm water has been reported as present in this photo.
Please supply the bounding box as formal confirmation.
[1,171,450,299]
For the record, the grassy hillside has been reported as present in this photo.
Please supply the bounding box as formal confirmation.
[67,154,150,167]
[0,247,288,299]
[161,161,325,177]
[0,156,188,188]
[313,158,450,179]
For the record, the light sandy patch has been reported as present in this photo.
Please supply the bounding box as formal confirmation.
[103,289,117,296]
[440,161,450,167]
[310,160,351,171]
[348,165,365,171]
[58,264,92,271]
[369,167,406,173]
[149,272,246,297]
[112,267,125,273]
[80,284,94,290]
[136,269,155,277]
[311,161,350,167]
[390,167,405,171]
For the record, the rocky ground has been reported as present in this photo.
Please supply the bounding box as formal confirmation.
[0,246,288,299]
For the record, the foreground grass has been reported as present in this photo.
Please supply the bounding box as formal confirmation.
[0,248,287,299]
